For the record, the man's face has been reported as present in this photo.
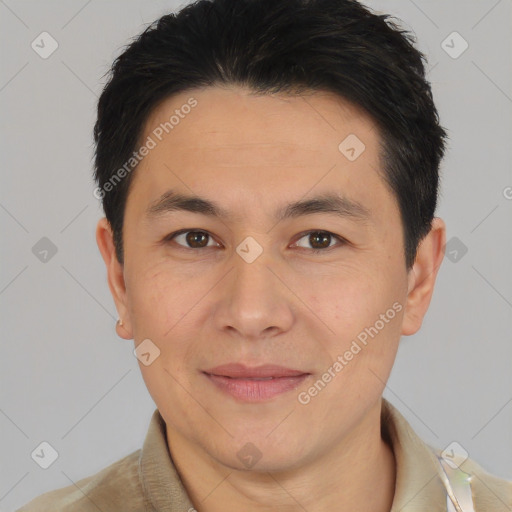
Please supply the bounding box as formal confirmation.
[115,86,412,470]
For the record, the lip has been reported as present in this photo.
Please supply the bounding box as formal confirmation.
[202,363,310,402]
[203,363,308,378]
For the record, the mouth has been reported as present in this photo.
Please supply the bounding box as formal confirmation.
[202,363,311,402]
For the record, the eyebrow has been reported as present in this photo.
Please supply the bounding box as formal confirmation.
[146,189,371,223]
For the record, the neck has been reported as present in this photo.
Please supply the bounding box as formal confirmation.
[166,398,396,512]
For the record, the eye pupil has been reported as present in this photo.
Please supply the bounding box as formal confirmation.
[310,232,331,249]
[186,231,208,248]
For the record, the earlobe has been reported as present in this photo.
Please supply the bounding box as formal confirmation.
[401,217,446,336]
[95,218,133,340]
[115,318,132,340]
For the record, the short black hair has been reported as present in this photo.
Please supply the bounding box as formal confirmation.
[93,0,448,270]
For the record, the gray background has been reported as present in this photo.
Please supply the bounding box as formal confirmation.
[1,0,511,510]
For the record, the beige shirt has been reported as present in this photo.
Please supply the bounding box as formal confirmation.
[17,398,512,511]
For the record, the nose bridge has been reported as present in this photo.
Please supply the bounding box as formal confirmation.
[233,246,273,301]
[214,243,294,339]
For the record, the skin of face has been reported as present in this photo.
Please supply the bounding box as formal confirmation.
[96,85,446,511]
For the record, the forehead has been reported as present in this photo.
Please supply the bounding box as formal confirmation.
[142,85,378,163]
[129,86,396,226]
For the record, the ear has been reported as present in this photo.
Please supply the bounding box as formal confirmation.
[95,217,133,339]
[401,217,446,336]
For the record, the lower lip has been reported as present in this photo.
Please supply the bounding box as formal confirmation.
[203,373,310,402]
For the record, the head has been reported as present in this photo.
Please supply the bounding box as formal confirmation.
[95,0,447,473]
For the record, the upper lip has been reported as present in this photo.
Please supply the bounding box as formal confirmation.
[203,363,309,379]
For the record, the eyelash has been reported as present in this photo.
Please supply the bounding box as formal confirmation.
[162,229,348,253]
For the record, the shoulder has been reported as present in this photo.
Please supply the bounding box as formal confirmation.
[16,449,145,512]
[431,445,512,512]
[461,456,512,511]
[382,398,511,511]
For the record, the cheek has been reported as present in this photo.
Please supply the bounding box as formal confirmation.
[310,270,382,332]
[308,267,405,367]
[126,262,202,341]
[127,266,205,399]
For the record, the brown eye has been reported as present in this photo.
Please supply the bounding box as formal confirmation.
[168,230,218,249]
[309,232,332,249]
[293,230,345,252]
[185,231,209,248]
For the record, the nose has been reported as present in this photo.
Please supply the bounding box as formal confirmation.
[212,248,295,341]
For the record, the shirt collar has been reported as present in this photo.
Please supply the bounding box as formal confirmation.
[138,409,195,512]
[138,398,449,511]
[382,398,448,511]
